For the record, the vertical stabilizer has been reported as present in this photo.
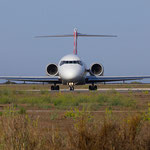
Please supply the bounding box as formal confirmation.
[73,28,78,55]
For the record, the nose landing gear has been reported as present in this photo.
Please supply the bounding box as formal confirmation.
[89,84,97,91]
[51,84,60,91]
[70,86,74,91]
[68,82,74,91]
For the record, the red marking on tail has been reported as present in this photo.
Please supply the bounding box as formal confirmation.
[73,29,77,55]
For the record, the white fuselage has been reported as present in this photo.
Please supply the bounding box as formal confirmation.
[58,54,86,85]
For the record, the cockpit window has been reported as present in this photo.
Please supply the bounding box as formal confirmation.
[60,60,83,66]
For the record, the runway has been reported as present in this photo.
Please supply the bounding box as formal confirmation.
[18,88,150,93]
[26,110,145,113]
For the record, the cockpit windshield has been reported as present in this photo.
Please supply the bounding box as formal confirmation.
[60,60,83,66]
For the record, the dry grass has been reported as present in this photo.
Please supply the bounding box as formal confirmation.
[0,107,150,150]
[0,84,150,149]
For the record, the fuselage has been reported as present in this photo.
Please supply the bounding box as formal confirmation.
[58,54,86,85]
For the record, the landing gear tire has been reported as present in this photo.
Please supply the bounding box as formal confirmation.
[56,85,59,90]
[94,85,97,90]
[51,85,54,90]
[69,86,74,91]
[89,85,97,91]
[89,85,92,90]
[51,85,59,91]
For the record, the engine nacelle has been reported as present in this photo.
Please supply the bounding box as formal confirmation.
[89,63,104,76]
[46,63,58,76]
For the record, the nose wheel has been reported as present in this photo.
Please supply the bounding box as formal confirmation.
[89,85,97,90]
[68,82,75,91]
[51,85,60,91]
[69,86,74,91]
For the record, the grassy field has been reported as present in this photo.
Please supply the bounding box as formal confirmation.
[0,84,150,149]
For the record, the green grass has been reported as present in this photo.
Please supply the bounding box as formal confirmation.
[18,107,26,114]
[51,92,136,109]
[0,89,137,110]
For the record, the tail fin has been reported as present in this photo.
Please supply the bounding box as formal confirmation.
[73,28,78,54]
[35,28,117,55]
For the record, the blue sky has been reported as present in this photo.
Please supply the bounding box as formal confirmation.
[0,0,150,82]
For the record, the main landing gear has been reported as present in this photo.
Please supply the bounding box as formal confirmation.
[51,84,60,91]
[89,84,97,91]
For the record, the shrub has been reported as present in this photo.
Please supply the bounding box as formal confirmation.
[18,107,26,114]
[143,103,150,122]
[143,90,149,94]
[50,112,59,120]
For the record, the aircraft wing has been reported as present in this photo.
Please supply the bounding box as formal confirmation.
[86,75,150,83]
[0,76,62,84]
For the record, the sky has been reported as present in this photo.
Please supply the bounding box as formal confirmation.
[0,0,150,82]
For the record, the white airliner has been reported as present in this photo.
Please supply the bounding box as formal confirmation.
[1,28,150,91]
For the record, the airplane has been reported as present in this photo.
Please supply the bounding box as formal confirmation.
[0,28,150,91]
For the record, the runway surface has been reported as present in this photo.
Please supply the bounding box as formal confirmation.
[18,88,150,93]
[26,110,145,113]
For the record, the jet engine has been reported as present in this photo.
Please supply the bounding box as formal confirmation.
[46,64,58,76]
[89,63,104,76]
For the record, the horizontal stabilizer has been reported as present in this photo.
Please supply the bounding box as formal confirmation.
[77,34,117,37]
[35,33,117,38]
[35,35,74,38]
[35,28,117,55]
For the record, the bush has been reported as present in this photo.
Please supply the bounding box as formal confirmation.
[18,107,26,114]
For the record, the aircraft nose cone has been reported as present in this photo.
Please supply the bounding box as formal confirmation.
[65,69,79,80]
[60,66,83,81]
